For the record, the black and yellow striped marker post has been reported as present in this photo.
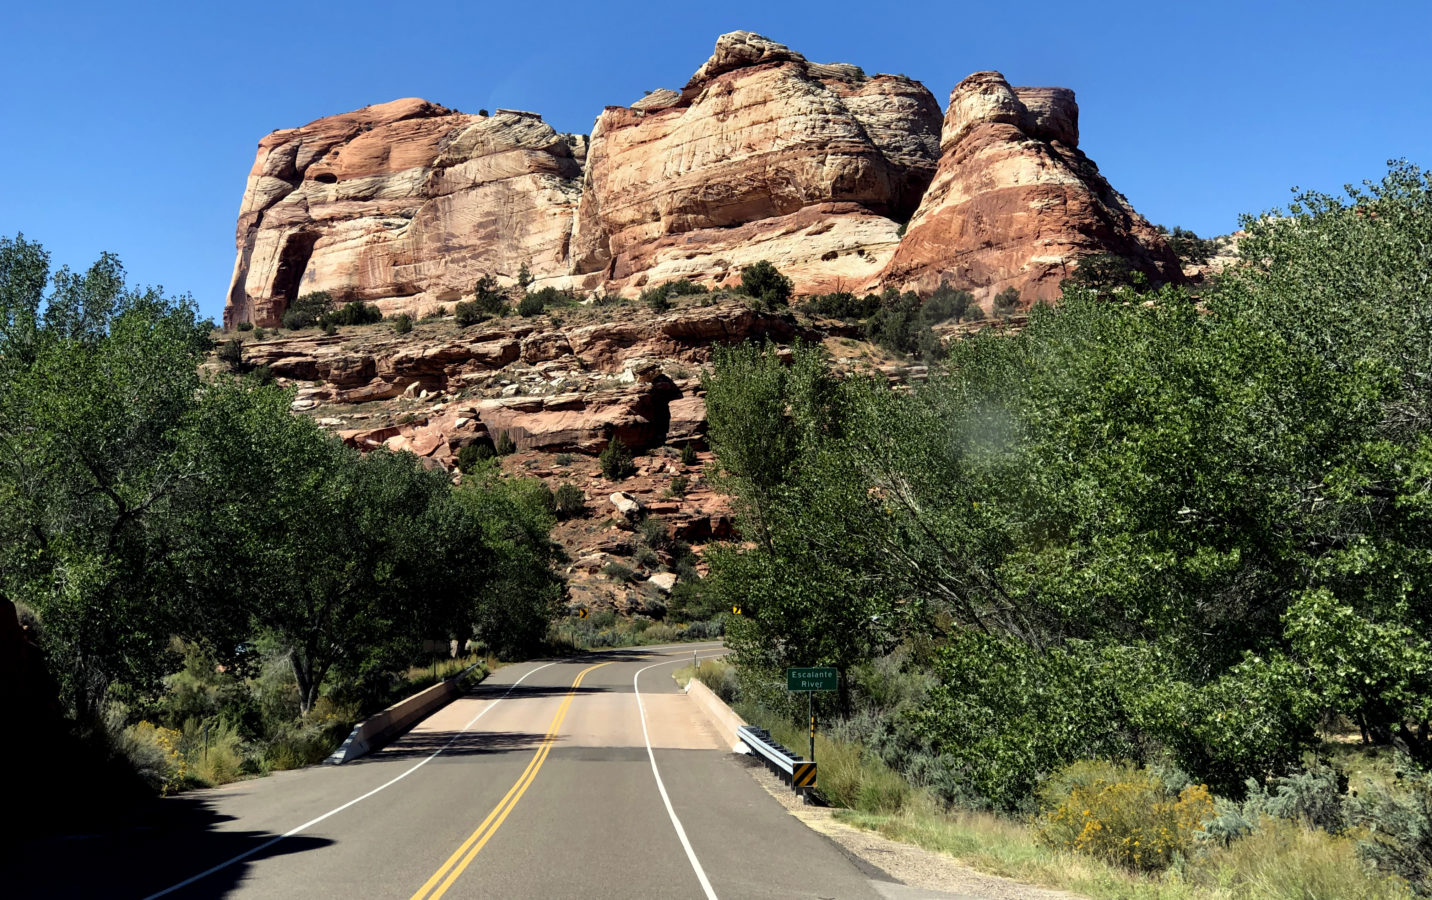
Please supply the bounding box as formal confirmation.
[792,761,817,789]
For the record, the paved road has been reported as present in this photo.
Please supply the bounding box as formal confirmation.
[11,643,947,899]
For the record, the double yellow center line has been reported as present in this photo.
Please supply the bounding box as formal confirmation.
[408,661,611,900]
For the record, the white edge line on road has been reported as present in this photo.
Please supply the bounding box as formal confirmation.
[143,660,559,900]
[634,651,727,900]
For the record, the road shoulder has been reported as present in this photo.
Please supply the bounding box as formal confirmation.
[680,673,1085,900]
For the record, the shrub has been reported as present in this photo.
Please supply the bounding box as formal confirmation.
[680,443,698,466]
[282,290,332,330]
[1066,253,1145,294]
[321,302,383,328]
[392,313,413,334]
[252,326,267,340]
[993,287,1020,316]
[693,657,740,703]
[527,286,575,310]
[640,516,672,551]
[117,721,187,794]
[217,339,244,372]
[183,718,245,787]
[603,562,635,583]
[641,284,672,312]
[554,483,586,519]
[453,301,490,328]
[668,279,707,297]
[600,437,636,481]
[1257,759,1350,834]
[1202,815,1412,900]
[962,303,986,322]
[923,284,971,324]
[554,453,574,467]
[323,321,337,336]
[456,441,495,473]
[1035,761,1215,872]
[803,291,881,321]
[1352,760,1432,893]
[740,260,793,309]
[669,474,689,497]
[1159,225,1217,266]
[517,293,545,317]
[471,274,507,315]
[494,431,517,456]
[236,321,254,332]
[633,546,660,569]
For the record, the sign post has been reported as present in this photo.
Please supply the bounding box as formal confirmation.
[785,667,838,792]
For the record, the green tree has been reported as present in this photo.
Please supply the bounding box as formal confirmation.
[599,437,636,481]
[993,287,1020,316]
[739,260,793,310]
[282,291,332,330]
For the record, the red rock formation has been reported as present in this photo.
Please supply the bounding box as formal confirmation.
[226,99,586,328]
[571,31,943,294]
[882,72,1182,308]
[223,34,1181,328]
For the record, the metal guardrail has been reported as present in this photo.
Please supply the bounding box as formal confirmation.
[737,725,817,790]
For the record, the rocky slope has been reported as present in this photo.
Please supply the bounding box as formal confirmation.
[223,294,948,615]
[225,31,1178,328]
[881,72,1182,305]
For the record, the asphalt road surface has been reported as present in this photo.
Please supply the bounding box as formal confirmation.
[10,643,953,899]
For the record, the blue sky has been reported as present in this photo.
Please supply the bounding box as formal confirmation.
[2,0,1426,322]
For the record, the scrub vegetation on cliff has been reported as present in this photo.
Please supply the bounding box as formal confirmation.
[699,163,1432,896]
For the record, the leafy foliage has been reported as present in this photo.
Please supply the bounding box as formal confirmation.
[1036,761,1216,872]
[599,437,635,481]
[554,483,586,519]
[0,234,564,741]
[993,287,1020,316]
[802,291,881,321]
[1158,224,1218,265]
[739,260,793,310]
[701,164,1432,819]
[281,291,332,330]
[320,301,382,328]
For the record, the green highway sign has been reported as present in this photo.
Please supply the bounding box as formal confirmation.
[787,667,838,692]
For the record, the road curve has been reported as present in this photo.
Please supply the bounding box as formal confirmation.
[11,643,929,899]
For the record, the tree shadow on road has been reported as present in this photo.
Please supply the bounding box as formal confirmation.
[365,729,552,761]
[8,793,332,899]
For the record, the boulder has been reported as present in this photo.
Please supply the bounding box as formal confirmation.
[609,491,645,521]
[475,376,681,453]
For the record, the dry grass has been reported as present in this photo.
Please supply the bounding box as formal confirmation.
[733,704,1409,900]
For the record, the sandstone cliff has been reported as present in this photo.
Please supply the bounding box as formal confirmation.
[224,33,1178,329]
[570,31,943,295]
[225,99,586,328]
[881,72,1182,307]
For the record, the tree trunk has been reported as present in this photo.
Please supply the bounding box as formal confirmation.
[291,653,317,716]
